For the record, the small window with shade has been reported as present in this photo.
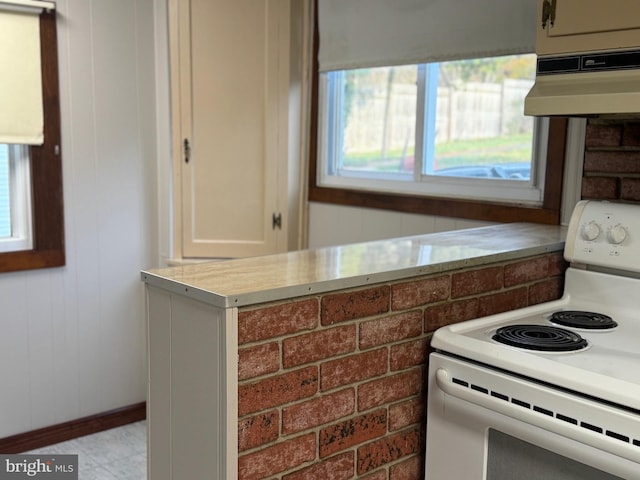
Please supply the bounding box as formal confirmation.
[0,0,64,272]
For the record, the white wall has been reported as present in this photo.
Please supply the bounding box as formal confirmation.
[0,0,163,438]
[308,202,493,248]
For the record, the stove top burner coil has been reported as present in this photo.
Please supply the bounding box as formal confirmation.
[550,310,617,329]
[492,324,588,352]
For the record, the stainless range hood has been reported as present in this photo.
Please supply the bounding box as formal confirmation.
[525,49,640,116]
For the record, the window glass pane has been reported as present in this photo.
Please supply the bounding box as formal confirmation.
[0,144,32,253]
[335,65,418,175]
[429,54,536,181]
[0,144,10,238]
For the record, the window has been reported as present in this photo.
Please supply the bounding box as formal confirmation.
[318,55,550,204]
[0,144,33,253]
[309,0,567,225]
[0,147,10,238]
[0,8,64,273]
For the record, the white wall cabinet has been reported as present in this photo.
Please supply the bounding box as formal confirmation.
[537,0,640,55]
[170,0,291,259]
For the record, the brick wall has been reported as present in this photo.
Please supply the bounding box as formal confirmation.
[236,252,567,480]
[582,119,640,202]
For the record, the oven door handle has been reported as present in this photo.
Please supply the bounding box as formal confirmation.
[435,368,640,464]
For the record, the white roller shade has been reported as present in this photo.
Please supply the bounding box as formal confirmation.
[318,0,537,72]
[0,9,44,145]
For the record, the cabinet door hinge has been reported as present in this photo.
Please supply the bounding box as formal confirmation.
[272,212,282,230]
[541,0,557,29]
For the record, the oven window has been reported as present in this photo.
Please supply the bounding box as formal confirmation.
[486,429,623,480]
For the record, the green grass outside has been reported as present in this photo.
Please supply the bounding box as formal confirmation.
[342,134,532,172]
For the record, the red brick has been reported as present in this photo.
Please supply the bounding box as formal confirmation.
[389,397,424,432]
[451,266,503,298]
[529,277,564,305]
[239,366,318,416]
[283,452,354,480]
[238,410,279,452]
[321,286,390,325]
[585,123,622,147]
[621,178,640,201]
[283,325,356,368]
[390,339,428,371]
[358,369,422,412]
[424,298,479,332]
[504,256,553,287]
[238,433,316,480]
[584,151,640,173]
[359,311,423,350]
[391,275,450,310]
[319,409,387,458]
[548,252,568,276]
[239,299,318,344]
[321,348,388,392]
[357,428,421,474]
[582,176,618,200]
[478,287,528,317]
[623,123,640,146]
[389,455,424,480]
[238,342,280,381]
[282,388,355,435]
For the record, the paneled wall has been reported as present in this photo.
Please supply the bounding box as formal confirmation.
[308,203,492,249]
[0,0,162,438]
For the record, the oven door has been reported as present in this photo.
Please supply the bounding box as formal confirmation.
[426,353,640,480]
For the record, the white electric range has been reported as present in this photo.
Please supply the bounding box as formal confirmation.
[426,200,640,480]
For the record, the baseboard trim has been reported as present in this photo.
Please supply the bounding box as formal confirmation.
[0,402,146,454]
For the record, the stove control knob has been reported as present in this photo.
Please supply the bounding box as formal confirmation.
[582,221,601,241]
[608,224,627,244]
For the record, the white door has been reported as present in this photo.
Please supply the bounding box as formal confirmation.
[171,0,290,258]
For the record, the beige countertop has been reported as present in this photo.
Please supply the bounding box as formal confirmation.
[141,223,567,308]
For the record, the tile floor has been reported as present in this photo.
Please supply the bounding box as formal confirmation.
[24,421,147,480]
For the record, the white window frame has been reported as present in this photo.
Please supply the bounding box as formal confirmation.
[317,61,550,206]
[0,144,33,253]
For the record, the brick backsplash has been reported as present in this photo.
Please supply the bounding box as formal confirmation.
[236,251,568,479]
[583,120,640,203]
